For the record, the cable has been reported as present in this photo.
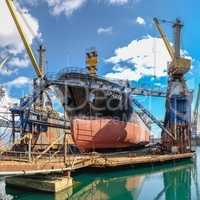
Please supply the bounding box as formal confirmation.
[152,20,159,79]
[153,37,157,78]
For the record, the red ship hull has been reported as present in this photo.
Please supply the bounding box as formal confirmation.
[71,117,150,152]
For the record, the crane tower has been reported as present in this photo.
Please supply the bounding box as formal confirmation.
[154,18,192,153]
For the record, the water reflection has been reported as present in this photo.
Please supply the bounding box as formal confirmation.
[71,161,194,200]
[163,167,191,200]
[0,180,13,200]
[71,174,145,200]
[2,155,199,200]
[154,166,192,200]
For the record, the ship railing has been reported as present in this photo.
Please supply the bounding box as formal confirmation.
[0,151,30,162]
[56,67,88,79]
[46,67,128,87]
[0,149,157,164]
[48,66,93,79]
[0,150,67,162]
[45,67,176,95]
[104,77,129,86]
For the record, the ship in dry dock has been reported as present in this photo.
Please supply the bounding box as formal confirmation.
[56,50,150,152]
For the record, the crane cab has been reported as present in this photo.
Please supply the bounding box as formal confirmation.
[168,57,191,77]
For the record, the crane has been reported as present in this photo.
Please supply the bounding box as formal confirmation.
[153,18,174,59]
[5,0,55,149]
[153,17,192,153]
[153,18,191,77]
[5,0,43,78]
[0,56,10,70]
[5,0,49,108]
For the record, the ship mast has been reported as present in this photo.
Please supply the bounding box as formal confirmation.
[86,49,98,76]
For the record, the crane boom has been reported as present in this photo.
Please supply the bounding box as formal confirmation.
[153,17,191,76]
[153,17,174,60]
[5,0,43,78]
[0,56,9,69]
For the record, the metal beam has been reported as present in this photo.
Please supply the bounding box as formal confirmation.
[0,56,9,69]
[130,87,166,97]
[48,79,166,97]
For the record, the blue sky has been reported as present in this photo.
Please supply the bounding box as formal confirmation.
[0,0,200,135]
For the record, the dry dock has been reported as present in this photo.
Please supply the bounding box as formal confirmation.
[1,151,194,192]
[0,0,195,195]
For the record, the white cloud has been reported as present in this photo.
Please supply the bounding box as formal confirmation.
[106,67,141,80]
[0,91,18,113]
[136,17,146,25]
[0,88,18,128]
[112,64,124,72]
[97,26,113,35]
[46,0,87,16]
[6,76,32,88]
[108,0,129,5]
[0,68,17,76]
[0,1,40,53]
[0,1,41,71]
[0,89,19,145]
[106,35,191,81]
[27,0,132,17]
[0,53,30,76]
[8,56,30,68]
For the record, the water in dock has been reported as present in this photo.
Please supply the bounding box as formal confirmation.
[1,148,200,200]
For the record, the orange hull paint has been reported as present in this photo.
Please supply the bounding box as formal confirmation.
[72,118,150,152]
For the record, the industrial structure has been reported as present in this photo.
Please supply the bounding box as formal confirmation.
[153,18,192,153]
[0,0,195,193]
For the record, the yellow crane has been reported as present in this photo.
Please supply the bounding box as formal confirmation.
[153,18,174,59]
[153,17,191,77]
[5,0,43,78]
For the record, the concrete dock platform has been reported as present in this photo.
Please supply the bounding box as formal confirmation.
[92,152,194,167]
[6,175,73,193]
[1,151,194,193]
[0,152,194,176]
